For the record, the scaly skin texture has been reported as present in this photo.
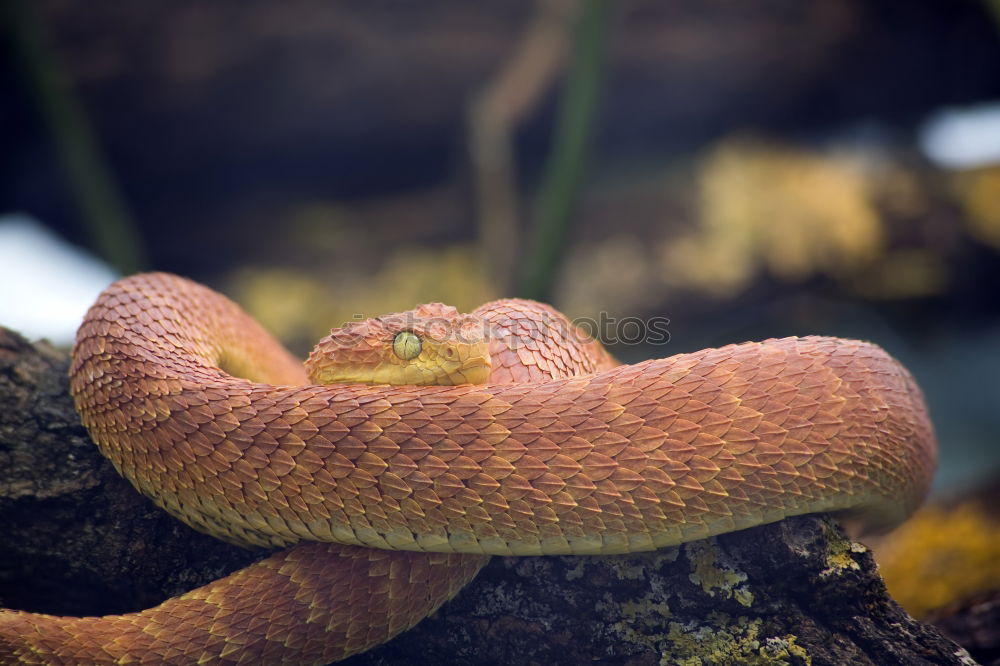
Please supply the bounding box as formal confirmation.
[0,272,936,664]
[0,275,615,664]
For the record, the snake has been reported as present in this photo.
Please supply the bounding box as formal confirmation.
[0,272,936,664]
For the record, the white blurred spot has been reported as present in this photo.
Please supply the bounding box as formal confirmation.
[919,102,1000,169]
[0,214,118,345]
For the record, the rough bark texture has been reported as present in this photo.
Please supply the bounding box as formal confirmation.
[0,326,978,665]
[0,327,264,617]
[926,591,1000,666]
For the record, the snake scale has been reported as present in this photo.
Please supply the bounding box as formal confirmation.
[0,272,936,664]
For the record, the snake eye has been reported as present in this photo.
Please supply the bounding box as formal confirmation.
[392,331,422,360]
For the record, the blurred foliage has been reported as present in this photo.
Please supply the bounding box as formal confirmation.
[237,134,991,341]
[987,0,1000,28]
[953,165,1000,249]
[872,499,1000,618]
[230,245,495,358]
[552,135,960,318]
[848,248,948,300]
[555,233,658,320]
[666,137,884,295]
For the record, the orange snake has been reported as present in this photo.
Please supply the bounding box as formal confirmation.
[0,272,936,664]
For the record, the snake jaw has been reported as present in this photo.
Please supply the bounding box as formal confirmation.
[453,356,492,385]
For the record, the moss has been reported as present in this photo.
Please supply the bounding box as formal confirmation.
[662,613,811,665]
[686,540,754,607]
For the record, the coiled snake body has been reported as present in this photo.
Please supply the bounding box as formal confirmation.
[0,273,936,664]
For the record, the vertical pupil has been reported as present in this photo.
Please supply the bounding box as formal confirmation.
[393,331,421,360]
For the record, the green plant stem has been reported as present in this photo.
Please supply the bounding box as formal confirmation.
[516,0,608,301]
[986,0,1000,29]
[2,0,145,274]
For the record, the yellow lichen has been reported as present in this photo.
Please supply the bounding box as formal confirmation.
[762,636,811,664]
[686,540,754,607]
[663,613,811,665]
[820,533,863,578]
[606,590,673,649]
[733,585,755,608]
[871,501,1000,618]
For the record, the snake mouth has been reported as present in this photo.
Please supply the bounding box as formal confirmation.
[454,358,491,385]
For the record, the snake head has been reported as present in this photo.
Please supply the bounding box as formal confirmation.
[305,303,492,386]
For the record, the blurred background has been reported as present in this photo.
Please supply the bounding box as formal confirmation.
[1,0,999,632]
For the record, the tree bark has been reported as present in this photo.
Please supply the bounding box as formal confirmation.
[0,326,977,665]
